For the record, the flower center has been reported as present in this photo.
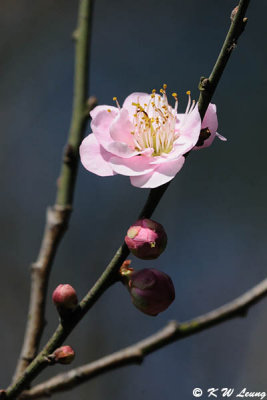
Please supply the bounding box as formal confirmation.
[131,85,179,156]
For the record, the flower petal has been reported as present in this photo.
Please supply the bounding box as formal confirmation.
[216,132,227,141]
[201,103,218,134]
[109,108,135,147]
[80,134,116,176]
[107,142,139,158]
[194,104,224,150]
[91,107,137,157]
[130,157,185,188]
[109,155,154,176]
[90,105,118,120]
[122,92,151,118]
[91,108,118,151]
[176,106,202,152]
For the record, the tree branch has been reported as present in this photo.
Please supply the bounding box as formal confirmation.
[12,0,95,382]
[6,1,250,398]
[198,0,250,118]
[20,277,267,399]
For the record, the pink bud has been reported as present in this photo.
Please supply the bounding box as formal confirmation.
[230,6,238,21]
[125,219,167,260]
[53,346,75,364]
[52,284,78,316]
[127,268,175,316]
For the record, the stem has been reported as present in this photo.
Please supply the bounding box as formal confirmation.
[7,1,250,398]
[198,0,250,118]
[6,183,171,399]
[21,277,267,399]
[13,0,95,382]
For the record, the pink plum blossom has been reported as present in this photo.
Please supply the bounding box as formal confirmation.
[194,103,226,150]
[80,86,207,188]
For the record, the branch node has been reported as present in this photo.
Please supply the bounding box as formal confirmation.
[198,77,210,92]
[72,29,79,41]
[63,144,76,167]
[43,354,59,366]
[168,320,180,332]
[21,356,35,363]
[48,205,72,231]
[227,41,237,52]
[31,262,42,272]
[230,6,239,22]
[87,96,98,111]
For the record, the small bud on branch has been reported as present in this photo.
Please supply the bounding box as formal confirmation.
[125,219,167,260]
[231,6,239,21]
[52,346,75,365]
[122,268,175,316]
[52,284,78,318]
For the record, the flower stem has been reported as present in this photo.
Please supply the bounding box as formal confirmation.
[198,0,250,119]
[12,0,95,383]
[6,1,250,398]
[21,277,267,399]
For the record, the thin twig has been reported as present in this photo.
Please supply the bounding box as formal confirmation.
[6,1,250,398]
[20,277,267,399]
[198,0,250,117]
[12,0,95,382]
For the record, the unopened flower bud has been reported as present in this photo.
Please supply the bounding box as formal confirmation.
[52,284,78,317]
[53,346,75,364]
[125,268,175,316]
[0,390,6,400]
[231,6,238,21]
[125,219,167,260]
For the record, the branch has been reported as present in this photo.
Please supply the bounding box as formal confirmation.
[198,0,250,117]
[6,1,250,398]
[12,0,95,381]
[20,277,267,399]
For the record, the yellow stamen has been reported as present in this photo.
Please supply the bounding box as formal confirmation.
[186,90,191,95]
[113,96,120,108]
[163,83,167,89]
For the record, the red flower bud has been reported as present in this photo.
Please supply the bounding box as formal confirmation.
[52,284,78,317]
[127,268,175,316]
[125,219,167,260]
[230,6,238,21]
[53,346,75,364]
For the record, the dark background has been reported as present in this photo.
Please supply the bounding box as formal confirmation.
[1,1,267,399]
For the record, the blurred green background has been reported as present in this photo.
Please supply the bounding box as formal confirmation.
[1,1,267,399]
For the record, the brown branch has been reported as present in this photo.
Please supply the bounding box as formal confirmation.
[6,1,251,398]
[20,277,267,399]
[12,0,95,381]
